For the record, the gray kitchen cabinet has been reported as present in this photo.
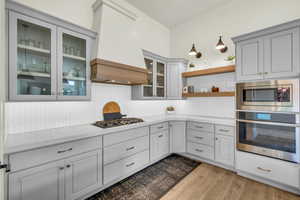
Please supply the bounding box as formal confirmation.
[7,3,96,101]
[150,130,170,161]
[132,51,167,100]
[264,27,300,79]
[9,160,65,200]
[65,150,102,200]
[234,21,300,82]
[57,27,91,101]
[167,59,188,100]
[169,121,186,153]
[215,134,234,167]
[8,11,58,101]
[236,38,264,82]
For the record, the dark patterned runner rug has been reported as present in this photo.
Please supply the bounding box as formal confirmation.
[86,154,200,200]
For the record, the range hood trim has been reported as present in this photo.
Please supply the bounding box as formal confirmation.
[90,58,149,85]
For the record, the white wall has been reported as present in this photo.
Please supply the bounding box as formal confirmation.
[5,0,174,134]
[171,0,300,68]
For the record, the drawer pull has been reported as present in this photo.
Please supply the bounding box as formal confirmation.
[195,149,203,153]
[219,129,229,132]
[126,162,135,167]
[195,126,204,129]
[126,146,135,151]
[59,167,65,170]
[257,167,272,173]
[57,148,73,154]
[66,164,71,168]
[157,126,164,129]
[195,136,204,140]
[158,135,164,138]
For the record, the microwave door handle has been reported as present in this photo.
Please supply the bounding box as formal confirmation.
[237,119,299,127]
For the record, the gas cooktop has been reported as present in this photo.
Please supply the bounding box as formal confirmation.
[94,118,144,129]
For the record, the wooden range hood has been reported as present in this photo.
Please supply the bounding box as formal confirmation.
[90,59,148,85]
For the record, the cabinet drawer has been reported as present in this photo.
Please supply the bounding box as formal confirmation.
[150,122,169,134]
[104,135,149,165]
[187,142,214,160]
[10,136,102,172]
[188,122,214,133]
[187,130,214,146]
[236,151,300,188]
[104,127,149,147]
[103,150,149,184]
[215,125,235,136]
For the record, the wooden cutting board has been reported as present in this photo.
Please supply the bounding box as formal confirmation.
[103,101,121,114]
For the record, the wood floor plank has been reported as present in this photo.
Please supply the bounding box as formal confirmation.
[161,163,300,200]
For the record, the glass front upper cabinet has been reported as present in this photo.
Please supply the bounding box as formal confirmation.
[57,28,90,100]
[9,12,91,101]
[9,12,57,101]
[142,57,166,99]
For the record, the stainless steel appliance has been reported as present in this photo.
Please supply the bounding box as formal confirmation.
[95,118,144,128]
[236,79,299,112]
[236,111,300,163]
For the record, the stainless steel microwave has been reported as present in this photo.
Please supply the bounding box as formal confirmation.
[236,79,300,112]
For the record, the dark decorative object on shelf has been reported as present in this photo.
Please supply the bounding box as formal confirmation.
[212,86,219,92]
[86,155,200,200]
[216,36,228,53]
[188,43,202,58]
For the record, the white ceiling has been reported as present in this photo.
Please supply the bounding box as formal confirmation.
[125,0,229,28]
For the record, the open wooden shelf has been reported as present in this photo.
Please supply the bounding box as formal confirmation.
[183,91,235,98]
[182,65,235,78]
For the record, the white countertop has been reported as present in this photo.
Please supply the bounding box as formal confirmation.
[4,114,235,154]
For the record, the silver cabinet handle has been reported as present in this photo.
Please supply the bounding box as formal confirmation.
[195,126,203,129]
[195,149,203,153]
[126,146,135,151]
[157,126,164,129]
[195,136,204,139]
[59,167,65,170]
[66,164,71,168]
[257,167,271,173]
[126,162,135,167]
[57,148,73,154]
[219,129,229,132]
[158,134,164,138]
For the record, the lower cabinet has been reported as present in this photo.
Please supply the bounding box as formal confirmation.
[9,160,65,200]
[150,130,170,161]
[9,149,102,200]
[65,150,103,200]
[215,134,234,167]
[169,121,186,153]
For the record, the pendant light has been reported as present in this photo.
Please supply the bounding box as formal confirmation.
[216,36,228,53]
[188,43,202,58]
[188,44,197,56]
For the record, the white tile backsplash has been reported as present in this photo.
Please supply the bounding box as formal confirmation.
[5,80,235,134]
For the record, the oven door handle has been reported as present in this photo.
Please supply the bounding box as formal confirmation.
[237,119,300,127]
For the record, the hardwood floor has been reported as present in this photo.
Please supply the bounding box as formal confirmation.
[161,163,300,200]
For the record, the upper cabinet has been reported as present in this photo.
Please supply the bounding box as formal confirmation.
[7,2,96,101]
[233,21,300,82]
[132,51,187,100]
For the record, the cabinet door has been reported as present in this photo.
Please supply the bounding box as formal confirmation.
[170,121,186,153]
[150,130,169,161]
[156,61,166,99]
[142,57,155,98]
[167,62,186,100]
[215,135,234,167]
[65,150,102,200]
[264,28,300,79]
[9,12,57,101]
[9,160,65,200]
[57,28,91,101]
[236,38,264,81]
